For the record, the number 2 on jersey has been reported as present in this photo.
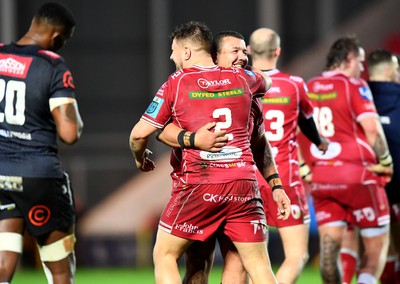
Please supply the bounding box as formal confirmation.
[0,79,26,125]
[213,107,233,140]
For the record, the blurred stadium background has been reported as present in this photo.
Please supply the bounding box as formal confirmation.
[1,0,399,277]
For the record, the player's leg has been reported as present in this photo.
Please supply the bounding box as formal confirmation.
[36,226,76,284]
[392,222,400,283]
[317,223,346,284]
[0,218,25,283]
[276,223,309,284]
[340,225,359,284]
[357,226,390,284]
[380,232,397,284]
[218,233,248,284]
[233,241,277,284]
[183,238,216,284]
[153,229,193,284]
[381,180,400,284]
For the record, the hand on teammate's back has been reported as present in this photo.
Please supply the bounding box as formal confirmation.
[194,122,228,152]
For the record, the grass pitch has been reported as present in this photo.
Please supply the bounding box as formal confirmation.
[12,265,325,283]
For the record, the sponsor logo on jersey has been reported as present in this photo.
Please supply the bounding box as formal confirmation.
[267,86,281,93]
[358,86,373,101]
[0,54,33,78]
[145,96,164,118]
[310,141,341,160]
[0,129,32,140]
[171,70,183,80]
[0,175,23,192]
[261,96,290,104]
[308,92,337,100]
[189,88,244,99]
[174,222,203,234]
[289,75,303,83]
[197,78,232,89]
[202,161,247,169]
[200,146,242,161]
[245,69,256,76]
[380,116,391,125]
[62,71,75,89]
[313,82,334,92]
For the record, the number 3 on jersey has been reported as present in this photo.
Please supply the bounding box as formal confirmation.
[213,107,233,140]
[265,110,284,141]
[0,79,26,125]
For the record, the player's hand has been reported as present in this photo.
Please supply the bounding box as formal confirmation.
[317,136,329,154]
[194,122,228,152]
[367,163,393,183]
[299,162,312,183]
[136,149,155,172]
[272,189,291,220]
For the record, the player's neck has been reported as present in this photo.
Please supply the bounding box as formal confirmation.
[252,59,276,72]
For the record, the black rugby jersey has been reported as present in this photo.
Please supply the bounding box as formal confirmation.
[0,43,76,178]
[369,81,400,180]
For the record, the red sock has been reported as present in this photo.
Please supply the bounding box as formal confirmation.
[341,249,358,284]
[380,258,396,284]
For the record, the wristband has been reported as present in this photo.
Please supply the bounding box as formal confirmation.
[189,132,196,148]
[272,185,284,191]
[299,162,311,179]
[177,130,187,148]
[266,173,279,183]
[379,151,393,167]
[183,131,192,148]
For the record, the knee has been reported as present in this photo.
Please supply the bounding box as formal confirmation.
[38,234,76,262]
[301,251,310,266]
[285,250,309,267]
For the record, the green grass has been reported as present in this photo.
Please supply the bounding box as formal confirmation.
[12,265,324,283]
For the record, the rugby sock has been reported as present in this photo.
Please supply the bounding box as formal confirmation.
[357,272,377,284]
[341,249,358,284]
[380,255,396,284]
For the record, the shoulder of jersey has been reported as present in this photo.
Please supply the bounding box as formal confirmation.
[37,49,65,63]
[275,71,304,83]
[169,69,185,80]
[288,74,305,84]
[349,76,364,86]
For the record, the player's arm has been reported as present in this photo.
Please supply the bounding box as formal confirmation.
[246,65,272,93]
[359,116,393,179]
[157,122,228,152]
[298,147,312,183]
[129,120,157,172]
[51,100,83,144]
[251,132,291,220]
[298,116,328,154]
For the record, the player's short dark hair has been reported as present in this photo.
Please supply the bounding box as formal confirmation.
[34,2,75,39]
[212,31,244,62]
[367,49,394,69]
[326,35,360,69]
[213,31,244,54]
[170,21,213,54]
